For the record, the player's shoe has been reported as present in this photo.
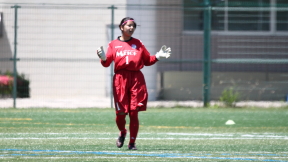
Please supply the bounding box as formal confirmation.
[128,143,137,150]
[116,130,126,148]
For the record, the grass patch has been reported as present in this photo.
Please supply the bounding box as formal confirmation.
[0,107,287,161]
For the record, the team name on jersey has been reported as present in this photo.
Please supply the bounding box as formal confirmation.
[116,50,137,57]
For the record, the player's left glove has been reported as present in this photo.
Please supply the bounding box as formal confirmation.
[96,46,106,61]
[155,45,171,60]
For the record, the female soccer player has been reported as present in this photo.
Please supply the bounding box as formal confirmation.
[97,17,171,150]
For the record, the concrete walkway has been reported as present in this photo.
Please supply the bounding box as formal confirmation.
[0,98,287,108]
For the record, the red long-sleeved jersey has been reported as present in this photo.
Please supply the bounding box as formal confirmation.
[101,37,158,72]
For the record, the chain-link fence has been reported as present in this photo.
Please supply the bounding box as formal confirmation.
[1,1,288,108]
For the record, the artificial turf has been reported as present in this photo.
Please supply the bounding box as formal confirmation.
[0,107,287,161]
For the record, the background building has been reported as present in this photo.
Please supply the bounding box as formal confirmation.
[1,0,288,107]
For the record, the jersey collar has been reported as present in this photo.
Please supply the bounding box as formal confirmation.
[117,36,133,42]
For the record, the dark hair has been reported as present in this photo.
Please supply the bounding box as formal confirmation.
[119,17,137,29]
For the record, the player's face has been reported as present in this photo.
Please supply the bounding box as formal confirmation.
[121,21,135,37]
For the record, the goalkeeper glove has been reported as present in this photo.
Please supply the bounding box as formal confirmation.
[155,45,171,60]
[96,46,106,61]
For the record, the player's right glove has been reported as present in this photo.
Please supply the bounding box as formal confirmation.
[96,46,107,61]
[155,45,171,60]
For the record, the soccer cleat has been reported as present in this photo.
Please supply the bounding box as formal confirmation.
[116,130,126,148]
[128,143,137,150]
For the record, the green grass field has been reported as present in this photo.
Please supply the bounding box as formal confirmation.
[0,107,288,161]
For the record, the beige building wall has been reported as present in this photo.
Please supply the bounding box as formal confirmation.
[0,0,126,99]
[2,0,287,101]
[0,0,160,101]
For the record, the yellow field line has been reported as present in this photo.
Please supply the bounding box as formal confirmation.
[0,118,32,121]
[0,121,104,126]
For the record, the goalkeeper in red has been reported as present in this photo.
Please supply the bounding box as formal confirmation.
[96,17,171,150]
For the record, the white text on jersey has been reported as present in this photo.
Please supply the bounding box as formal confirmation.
[116,50,137,57]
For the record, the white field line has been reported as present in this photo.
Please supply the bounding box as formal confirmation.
[0,133,286,136]
[2,150,288,155]
[5,150,288,154]
[0,133,288,139]
[0,133,286,135]
[1,138,288,140]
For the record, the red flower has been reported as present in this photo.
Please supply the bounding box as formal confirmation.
[0,75,13,86]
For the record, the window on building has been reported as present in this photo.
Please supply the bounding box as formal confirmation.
[183,0,225,31]
[183,0,288,32]
[227,0,270,31]
[277,0,288,31]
